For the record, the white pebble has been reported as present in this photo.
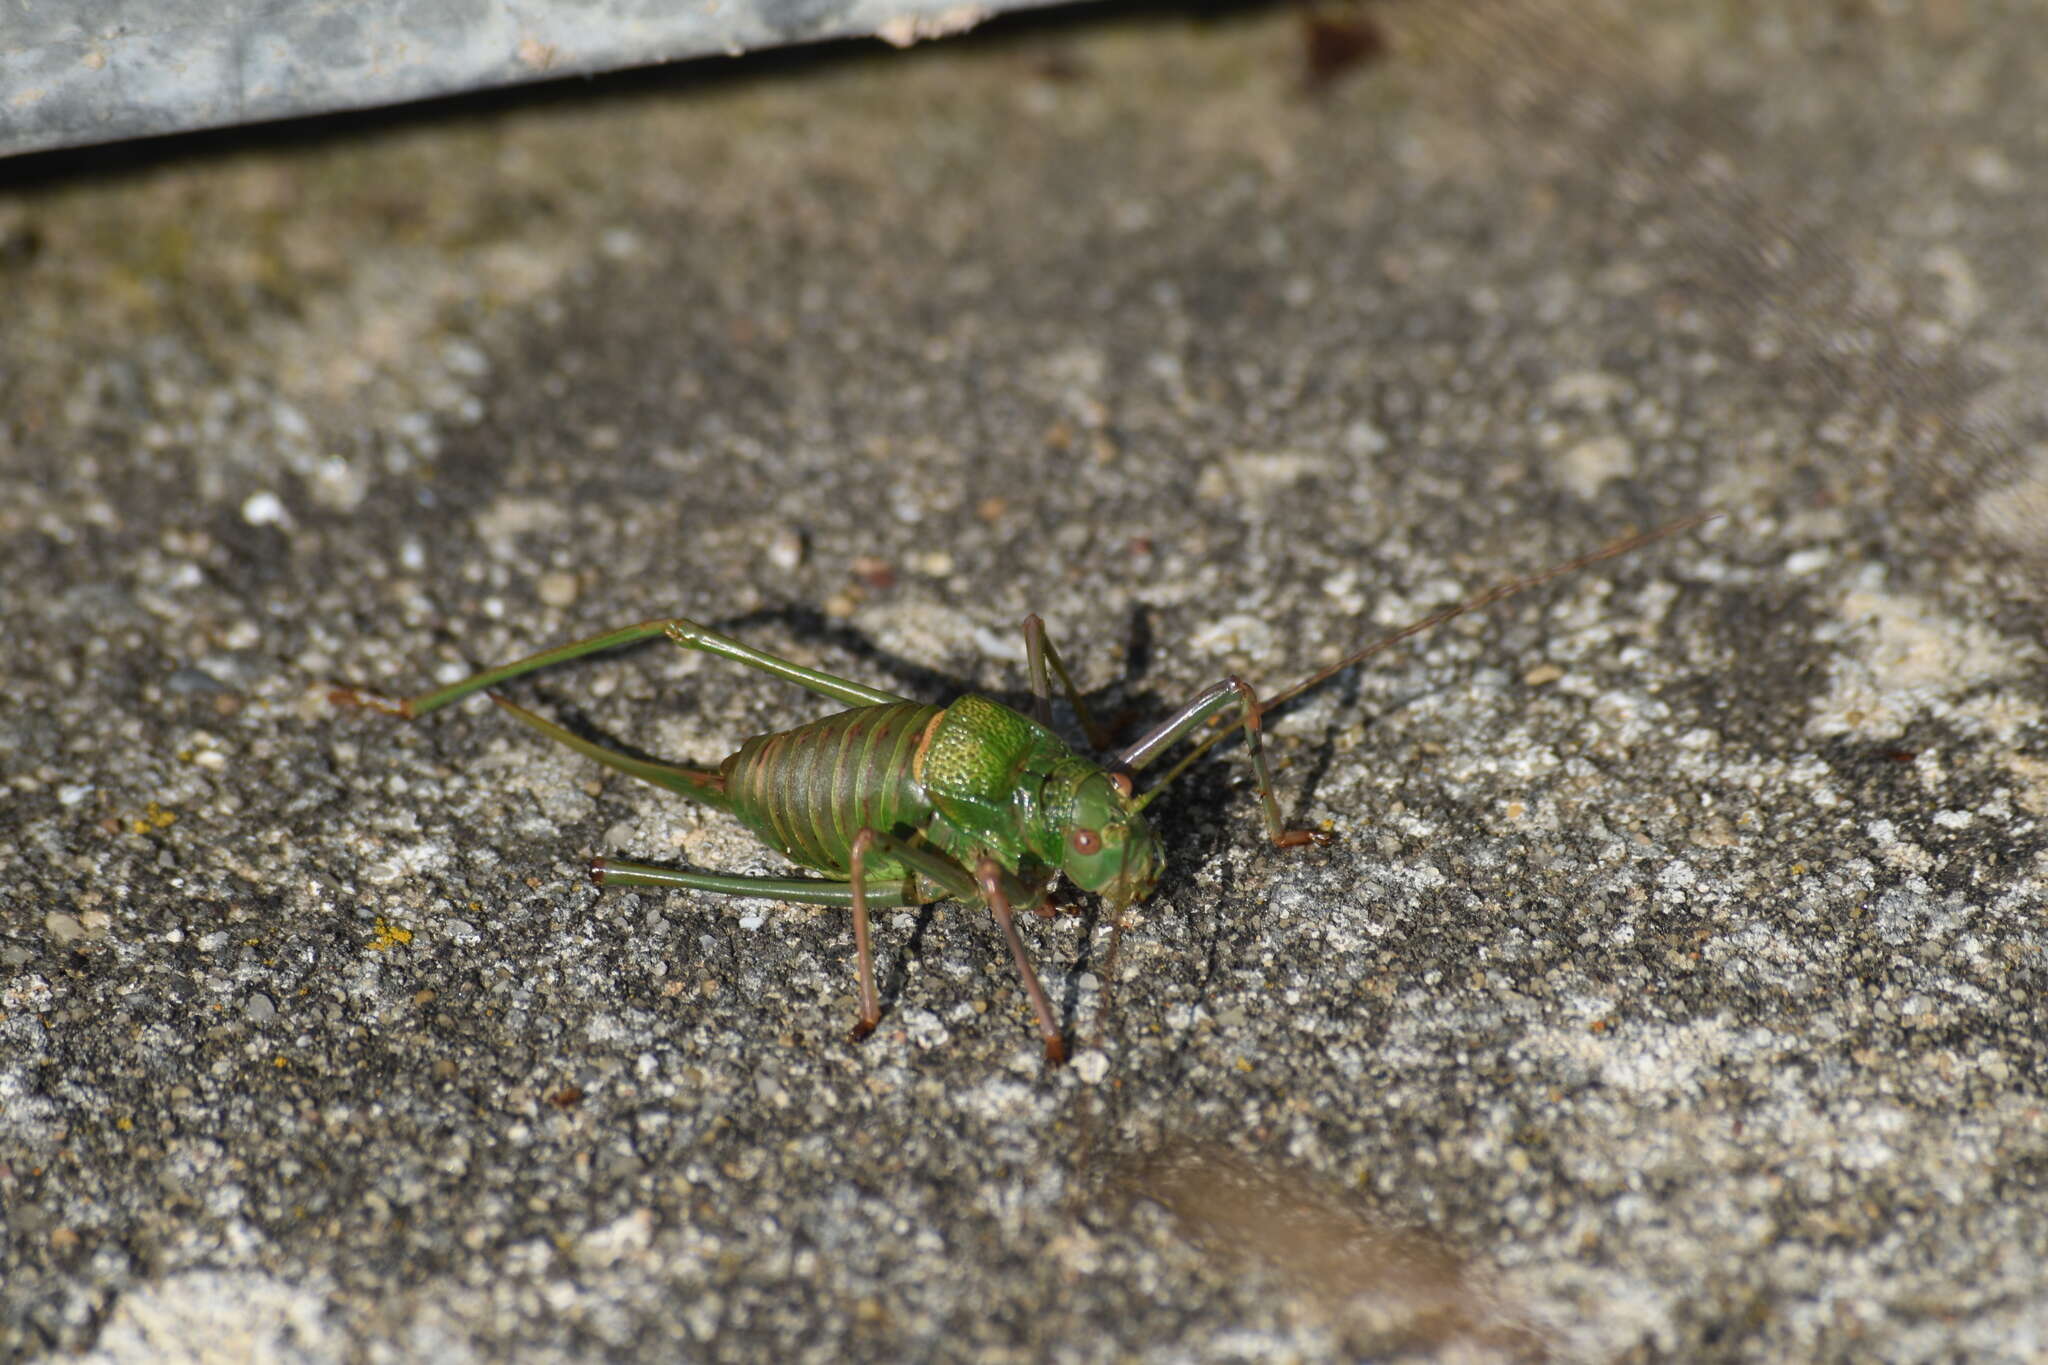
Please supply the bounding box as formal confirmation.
[768,529,806,572]
[241,491,291,527]
[537,571,580,608]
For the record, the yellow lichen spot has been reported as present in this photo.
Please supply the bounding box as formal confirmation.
[115,1116,134,1132]
[367,918,413,951]
[275,1056,290,1068]
[128,801,178,834]
[1235,1057,1255,1072]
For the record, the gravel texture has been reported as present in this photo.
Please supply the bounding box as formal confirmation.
[3,2,2046,1360]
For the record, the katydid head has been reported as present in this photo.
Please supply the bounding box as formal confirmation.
[1057,768,1162,910]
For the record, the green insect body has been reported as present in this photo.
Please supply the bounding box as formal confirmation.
[337,517,1710,1063]
[716,696,1158,910]
[910,695,1162,907]
[721,700,946,888]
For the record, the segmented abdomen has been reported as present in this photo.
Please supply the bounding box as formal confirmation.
[720,701,942,874]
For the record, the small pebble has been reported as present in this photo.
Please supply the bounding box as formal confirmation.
[768,528,806,572]
[241,491,291,527]
[850,556,896,590]
[246,992,277,1023]
[538,572,580,608]
[165,665,234,696]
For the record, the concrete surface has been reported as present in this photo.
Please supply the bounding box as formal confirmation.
[3,1,2045,1360]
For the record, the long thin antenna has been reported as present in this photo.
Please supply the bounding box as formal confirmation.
[1257,510,1721,718]
[1119,510,1722,814]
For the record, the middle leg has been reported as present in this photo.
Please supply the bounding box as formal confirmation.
[1116,677,1331,848]
[847,830,1065,1063]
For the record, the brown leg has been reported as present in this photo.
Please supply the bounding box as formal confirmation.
[976,857,1066,1065]
[840,832,1064,1065]
[1021,614,1113,750]
[847,829,887,1041]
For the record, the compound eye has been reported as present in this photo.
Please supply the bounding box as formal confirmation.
[1108,772,1134,799]
[1068,827,1102,856]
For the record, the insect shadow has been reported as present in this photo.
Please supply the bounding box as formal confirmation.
[716,601,1169,736]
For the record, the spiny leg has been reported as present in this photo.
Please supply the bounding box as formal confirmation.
[1021,614,1112,750]
[974,856,1067,1064]
[847,830,888,1040]
[590,858,920,909]
[488,693,727,804]
[1118,677,1330,849]
[595,851,922,1040]
[846,829,983,1045]
[847,830,1064,1063]
[659,621,906,708]
[333,616,909,718]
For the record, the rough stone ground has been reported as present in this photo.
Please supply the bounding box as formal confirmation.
[3,1,2045,1360]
